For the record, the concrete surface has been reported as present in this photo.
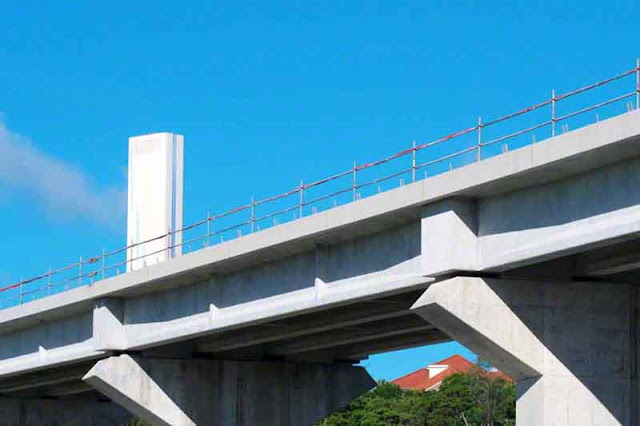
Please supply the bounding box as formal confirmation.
[0,396,132,426]
[421,199,478,274]
[412,276,638,426]
[84,355,375,426]
[3,110,639,380]
[3,109,640,331]
[479,155,640,271]
[1,111,640,425]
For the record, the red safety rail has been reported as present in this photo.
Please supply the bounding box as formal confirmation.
[2,60,640,309]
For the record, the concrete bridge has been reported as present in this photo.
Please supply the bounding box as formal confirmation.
[2,110,640,425]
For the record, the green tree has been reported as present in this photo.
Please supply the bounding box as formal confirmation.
[466,362,516,425]
[319,373,515,426]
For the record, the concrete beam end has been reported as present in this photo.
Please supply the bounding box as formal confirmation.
[411,277,541,381]
[83,355,194,426]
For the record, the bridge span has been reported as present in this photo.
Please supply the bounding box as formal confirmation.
[3,107,640,423]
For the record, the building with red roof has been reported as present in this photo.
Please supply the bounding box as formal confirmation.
[391,355,512,391]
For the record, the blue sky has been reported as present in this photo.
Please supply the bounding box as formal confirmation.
[1,0,638,381]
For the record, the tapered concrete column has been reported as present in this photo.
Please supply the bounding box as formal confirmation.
[412,277,638,426]
[83,355,375,426]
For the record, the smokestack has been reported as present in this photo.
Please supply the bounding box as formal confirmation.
[126,132,184,271]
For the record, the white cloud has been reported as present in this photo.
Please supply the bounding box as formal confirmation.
[0,118,125,228]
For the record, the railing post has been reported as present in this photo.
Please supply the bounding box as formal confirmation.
[299,180,304,218]
[250,198,255,232]
[47,267,52,295]
[101,249,106,280]
[78,256,83,287]
[477,116,483,161]
[636,58,640,109]
[19,277,23,305]
[352,161,357,201]
[551,89,556,137]
[411,141,417,182]
[206,212,211,246]
[167,229,171,258]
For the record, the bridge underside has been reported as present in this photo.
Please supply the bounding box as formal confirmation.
[4,238,640,425]
[0,287,446,396]
[0,288,449,425]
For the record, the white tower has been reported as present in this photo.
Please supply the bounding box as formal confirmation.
[126,132,184,271]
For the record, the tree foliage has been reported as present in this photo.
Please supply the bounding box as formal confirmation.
[317,372,515,426]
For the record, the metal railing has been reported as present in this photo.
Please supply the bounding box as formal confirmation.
[2,59,640,309]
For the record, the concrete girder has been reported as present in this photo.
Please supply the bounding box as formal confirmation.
[0,361,96,395]
[263,316,434,356]
[39,381,95,397]
[124,273,432,352]
[196,292,420,353]
[579,251,640,277]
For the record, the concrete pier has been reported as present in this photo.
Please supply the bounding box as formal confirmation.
[83,356,375,426]
[413,277,639,426]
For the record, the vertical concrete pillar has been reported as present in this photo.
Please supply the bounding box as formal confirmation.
[421,199,478,276]
[412,276,638,425]
[83,355,375,426]
[127,133,184,271]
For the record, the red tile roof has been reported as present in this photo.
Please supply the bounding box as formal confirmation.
[391,355,512,391]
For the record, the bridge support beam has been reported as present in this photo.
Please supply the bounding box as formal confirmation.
[83,355,375,426]
[412,276,638,426]
[93,297,126,350]
[420,199,478,275]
